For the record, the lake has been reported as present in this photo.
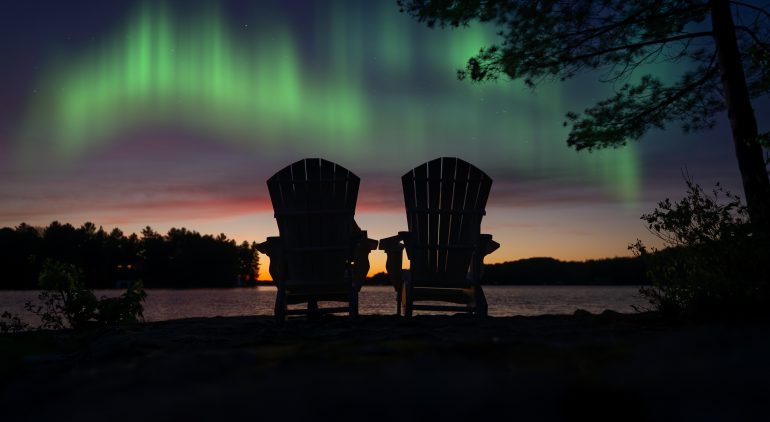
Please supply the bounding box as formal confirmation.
[0,285,648,324]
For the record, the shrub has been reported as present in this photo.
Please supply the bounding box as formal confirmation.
[95,281,147,325]
[631,178,770,317]
[0,311,28,334]
[24,259,146,329]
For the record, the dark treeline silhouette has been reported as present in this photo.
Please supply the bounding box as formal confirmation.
[481,257,646,286]
[365,256,647,286]
[0,222,260,289]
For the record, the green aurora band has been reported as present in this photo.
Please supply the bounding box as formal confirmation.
[18,1,641,203]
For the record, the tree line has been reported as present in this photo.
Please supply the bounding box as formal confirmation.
[0,222,260,289]
[365,256,647,286]
[481,256,646,286]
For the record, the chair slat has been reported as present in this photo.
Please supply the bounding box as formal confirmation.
[332,163,348,215]
[305,159,322,277]
[461,165,483,246]
[330,164,350,282]
[403,208,484,215]
[319,160,335,282]
[476,177,492,212]
[271,177,358,183]
[345,168,359,213]
[427,159,441,274]
[402,170,417,233]
[290,160,312,281]
[274,209,354,216]
[437,157,456,274]
[412,163,429,276]
[275,166,295,254]
[444,160,471,280]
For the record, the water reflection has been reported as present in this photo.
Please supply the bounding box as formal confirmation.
[0,286,647,324]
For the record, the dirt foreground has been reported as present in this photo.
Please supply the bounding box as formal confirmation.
[1,312,769,421]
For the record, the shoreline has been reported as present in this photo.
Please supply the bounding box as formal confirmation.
[2,312,769,421]
[0,283,652,290]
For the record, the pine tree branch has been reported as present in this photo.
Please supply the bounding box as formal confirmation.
[545,2,709,46]
[730,1,770,20]
[545,2,665,43]
[565,31,714,63]
[625,68,718,134]
[567,60,719,150]
[734,25,770,54]
[602,42,667,82]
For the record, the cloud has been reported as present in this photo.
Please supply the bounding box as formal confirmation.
[0,135,276,225]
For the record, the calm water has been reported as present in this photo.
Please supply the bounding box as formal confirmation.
[0,286,647,324]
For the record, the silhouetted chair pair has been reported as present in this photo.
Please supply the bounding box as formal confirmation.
[259,157,498,321]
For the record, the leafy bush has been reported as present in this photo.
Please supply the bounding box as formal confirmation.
[631,178,770,317]
[23,259,146,329]
[0,311,28,334]
[95,281,147,325]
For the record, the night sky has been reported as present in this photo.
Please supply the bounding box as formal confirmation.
[1,0,764,278]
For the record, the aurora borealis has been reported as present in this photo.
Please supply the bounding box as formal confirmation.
[0,0,760,278]
[20,3,366,159]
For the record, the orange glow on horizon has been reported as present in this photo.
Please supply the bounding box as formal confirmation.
[255,240,646,281]
[4,203,657,283]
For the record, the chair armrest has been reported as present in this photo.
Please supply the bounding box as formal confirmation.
[378,234,408,292]
[378,234,403,252]
[351,231,378,289]
[354,230,379,252]
[479,234,500,257]
[469,234,500,284]
[255,236,284,284]
[255,236,280,255]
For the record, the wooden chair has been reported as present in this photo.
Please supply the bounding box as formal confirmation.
[379,157,500,317]
[258,158,375,321]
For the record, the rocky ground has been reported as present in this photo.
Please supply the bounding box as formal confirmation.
[1,312,769,421]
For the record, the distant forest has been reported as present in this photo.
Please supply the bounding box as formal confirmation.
[1,221,646,289]
[481,257,646,285]
[365,256,647,286]
[0,222,260,289]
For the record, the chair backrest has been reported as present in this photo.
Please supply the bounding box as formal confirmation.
[267,158,360,284]
[402,157,492,286]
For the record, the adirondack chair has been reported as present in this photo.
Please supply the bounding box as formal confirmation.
[379,157,500,317]
[259,158,375,321]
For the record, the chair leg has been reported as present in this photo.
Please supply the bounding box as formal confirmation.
[402,282,413,318]
[275,286,287,323]
[349,288,359,319]
[396,289,402,316]
[474,285,488,317]
[307,300,319,320]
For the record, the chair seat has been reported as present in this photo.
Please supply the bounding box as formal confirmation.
[286,293,351,305]
[412,287,474,304]
[284,282,351,302]
[285,283,352,304]
[410,277,472,288]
